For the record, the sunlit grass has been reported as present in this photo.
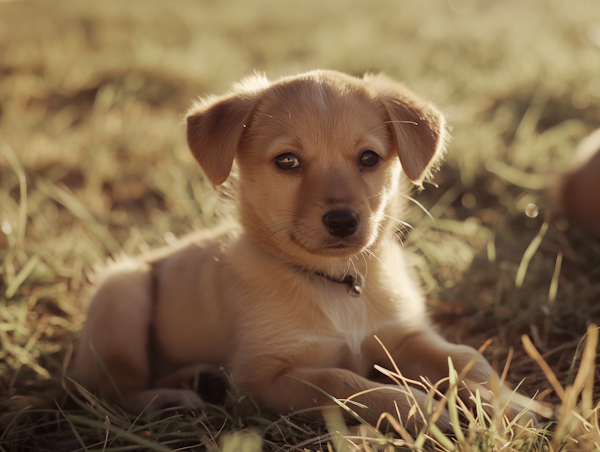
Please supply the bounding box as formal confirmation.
[1,0,600,450]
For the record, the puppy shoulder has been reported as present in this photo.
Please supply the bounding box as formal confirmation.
[144,220,241,262]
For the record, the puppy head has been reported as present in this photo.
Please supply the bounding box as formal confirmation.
[187,70,447,264]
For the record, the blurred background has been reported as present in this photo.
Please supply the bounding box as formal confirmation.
[1,0,600,424]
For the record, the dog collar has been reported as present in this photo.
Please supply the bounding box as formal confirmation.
[315,271,364,297]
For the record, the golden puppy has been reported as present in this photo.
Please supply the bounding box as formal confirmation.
[72,70,523,430]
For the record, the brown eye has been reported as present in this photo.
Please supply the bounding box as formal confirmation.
[275,153,300,169]
[359,151,379,167]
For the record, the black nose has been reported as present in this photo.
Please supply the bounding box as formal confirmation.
[322,210,360,238]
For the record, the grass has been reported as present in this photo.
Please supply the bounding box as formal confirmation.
[1,0,600,450]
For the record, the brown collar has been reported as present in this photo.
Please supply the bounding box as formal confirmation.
[314,270,364,297]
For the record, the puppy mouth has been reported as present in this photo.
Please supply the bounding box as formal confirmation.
[295,235,365,256]
[323,239,360,250]
[325,243,351,249]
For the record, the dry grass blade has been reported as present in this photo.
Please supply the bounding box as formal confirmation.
[524,326,600,449]
[572,326,598,417]
[377,412,414,446]
[548,252,563,307]
[285,376,372,426]
[522,335,565,401]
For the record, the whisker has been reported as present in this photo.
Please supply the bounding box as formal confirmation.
[382,213,413,230]
[341,259,351,281]
[377,224,397,251]
[271,209,304,218]
[359,252,368,278]
[363,191,383,203]
[249,220,294,240]
[289,236,304,259]
[277,231,293,256]
[249,223,284,248]
[364,248,385,267]
[377,223,402,250]
[398,193,435,225]
[389,223,407,241]
[349,257,357,279]
[264,222,296,246]
[384,120,418,125]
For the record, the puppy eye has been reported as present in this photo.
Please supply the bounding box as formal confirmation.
[275,153,300,169]
[359,151,380,167]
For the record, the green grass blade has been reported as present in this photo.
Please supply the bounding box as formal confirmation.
[5,254,40,299]
[516,221,549,288]
[64,413,174,452]
[447,358,465,444]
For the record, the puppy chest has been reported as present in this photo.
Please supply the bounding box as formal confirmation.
[318,290,387,357]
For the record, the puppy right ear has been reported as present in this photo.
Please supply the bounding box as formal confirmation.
[186,93,258,185]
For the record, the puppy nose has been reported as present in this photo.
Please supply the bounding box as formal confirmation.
[322,210,360,238]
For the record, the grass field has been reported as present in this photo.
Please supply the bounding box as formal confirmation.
[1,0,600,450]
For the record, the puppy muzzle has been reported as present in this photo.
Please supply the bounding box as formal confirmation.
[322,210,360,238]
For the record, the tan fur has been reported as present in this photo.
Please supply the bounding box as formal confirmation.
[72,70,531,430]
[557,128,600,236]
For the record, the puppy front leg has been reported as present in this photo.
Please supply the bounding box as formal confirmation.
[371,327,494,389]
[370,327,534,420]
[236,366,450,432]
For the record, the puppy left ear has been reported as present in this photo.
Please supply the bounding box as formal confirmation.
[365,74,448,186]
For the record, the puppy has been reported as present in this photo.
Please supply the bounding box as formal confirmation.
[72,70,525,430]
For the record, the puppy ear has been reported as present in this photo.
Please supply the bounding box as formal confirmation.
[365,74,447,186]
[187,90,259,185]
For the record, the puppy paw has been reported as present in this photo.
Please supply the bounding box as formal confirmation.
[194,366,229,405]
[497,385,550,427]
[386,406,452,435]
[381,387,452,434]
[152,363,229,405]
[504,400,540,427]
